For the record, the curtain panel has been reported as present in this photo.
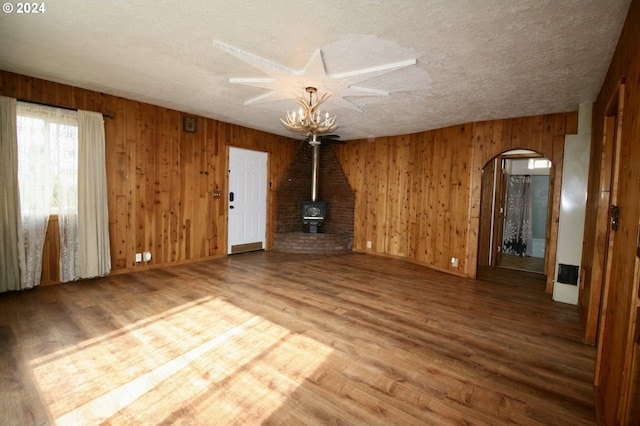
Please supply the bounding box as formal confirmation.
[76,110,111,278]
[502,175,533,257]
[0,97,25,292]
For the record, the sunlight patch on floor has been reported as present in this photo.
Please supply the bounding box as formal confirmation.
[29,296,334,424]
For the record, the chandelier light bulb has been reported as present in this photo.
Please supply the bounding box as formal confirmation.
[280,87,338,138]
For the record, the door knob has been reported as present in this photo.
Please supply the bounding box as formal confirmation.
[610,204,620,231]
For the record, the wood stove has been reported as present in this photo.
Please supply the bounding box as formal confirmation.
[302,200,326,233]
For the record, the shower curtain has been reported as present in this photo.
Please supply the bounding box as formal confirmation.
[502,175,533,257]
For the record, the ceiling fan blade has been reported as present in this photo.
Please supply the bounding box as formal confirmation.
[301,134,346,144]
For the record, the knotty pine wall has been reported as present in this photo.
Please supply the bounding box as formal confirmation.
[2,70,578,285]
[584,0,640,423]
[334,112,577,281]
[0,70,299,282]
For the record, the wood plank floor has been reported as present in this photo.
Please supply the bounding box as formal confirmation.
[499,254,545,274]
[0,252,596,425]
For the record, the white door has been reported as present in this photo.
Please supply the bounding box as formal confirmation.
[228,147,268,254]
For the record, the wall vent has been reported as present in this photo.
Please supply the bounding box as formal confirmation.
[557,264,579,285]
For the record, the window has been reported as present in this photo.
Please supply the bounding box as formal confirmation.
[528,158,552,170]
[16,102,78,215]
[12,101,110,285]
[16,102,80,284]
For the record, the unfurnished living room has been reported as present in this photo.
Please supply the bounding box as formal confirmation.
[1,1,639,425]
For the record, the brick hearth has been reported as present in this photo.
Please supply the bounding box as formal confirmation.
[274,232,350,253]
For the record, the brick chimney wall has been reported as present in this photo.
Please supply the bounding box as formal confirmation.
[275,143,354,237]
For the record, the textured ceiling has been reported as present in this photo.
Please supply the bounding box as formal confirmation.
[0,1,631,141]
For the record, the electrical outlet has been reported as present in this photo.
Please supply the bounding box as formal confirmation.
[366,241,372,249]
[135,253,142,263]
[451,257,459,268]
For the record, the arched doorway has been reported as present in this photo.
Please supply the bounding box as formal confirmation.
[478,150,552,274]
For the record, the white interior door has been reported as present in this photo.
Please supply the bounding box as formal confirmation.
[228,147,268,254]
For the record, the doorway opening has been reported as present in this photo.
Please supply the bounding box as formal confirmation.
[478,150,552,275]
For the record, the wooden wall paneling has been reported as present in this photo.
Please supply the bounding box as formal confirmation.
[412,133,424,263]
[103,95,121,270]
[398,135,412,257]
[71,87,85,111]
[475,122,491,268]
[215,122,229,255]
[596,20,640,417]
[478,159,495,267]
[143,105,157,264]
[553,112,567,139]
[2,69,581,288]
[472,112,573,282]
[188,118,203,260]
[374,138,390,253]
[545,135,565,292]
[366,138,380,253]
[387,135,408,257]
[134,103,155,266]
[500,118,514,153]
[1,71,17,97]
[57,83,72,109]
[352,139,368,253]
[443,128,457,266]
[1,70,301,281]
[153,107,166,264]
[189,125,204,261]
[485,119,502,165]
[22,74,42,103]
[540,114,556,276]
[529,115,544,155]
[581,93,620,345]
[509,117,524,151]
[206,120,220,256]
[43,77,57,106]
[384,137,398,255]
[178,115,193,262]
[476,121,494,270]
[40,215,60,285]
[169,109,182,262]
[453,125,472,272]
[193,119,206,258]
[402,134,416,259]
[463,124,479,275]
[133,103,147,267]
[335,140,368,252]
[434,129,451,267]
[423,132,437,265]
[484,119,498,163]
[346,139,368,252]
[417,134,433,265]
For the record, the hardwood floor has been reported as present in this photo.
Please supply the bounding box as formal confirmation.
[0,252,596,425]
[498,254,546,274]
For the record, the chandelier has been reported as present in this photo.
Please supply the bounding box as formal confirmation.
[280,87,338,137]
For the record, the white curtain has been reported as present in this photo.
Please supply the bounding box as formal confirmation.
[53,113,79,283]
[76,110,111,278]
[16,102,78,288]
[0,97,25,292]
